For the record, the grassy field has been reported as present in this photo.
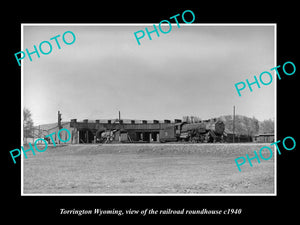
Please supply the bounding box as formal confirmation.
[23,143,275,194]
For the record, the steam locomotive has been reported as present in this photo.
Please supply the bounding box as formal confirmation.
[159,119,225,143]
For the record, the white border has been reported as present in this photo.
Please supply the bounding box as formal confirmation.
[21,23,277,196]
[274,24,277,196]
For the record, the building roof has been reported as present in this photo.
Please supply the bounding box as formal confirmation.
[254,133,274,137]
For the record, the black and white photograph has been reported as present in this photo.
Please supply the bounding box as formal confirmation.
[21,24,276,195]
[4,4,298,220]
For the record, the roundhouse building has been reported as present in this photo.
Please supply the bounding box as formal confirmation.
[41,119,183,144]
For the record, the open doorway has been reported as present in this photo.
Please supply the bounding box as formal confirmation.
[79,128,94,143]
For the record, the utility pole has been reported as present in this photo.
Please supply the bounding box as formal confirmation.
[39,125,41,141]
[58,111,62,144]
[58,111,62,129]
[118,111,121,142]
[233,106,235,143]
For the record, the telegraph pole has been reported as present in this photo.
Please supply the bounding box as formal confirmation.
[118,110,121,142]
[57,111,62,144]
[233,106,235,143]
[58,111,62,129]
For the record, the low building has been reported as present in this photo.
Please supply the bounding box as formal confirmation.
[253,133,275,143]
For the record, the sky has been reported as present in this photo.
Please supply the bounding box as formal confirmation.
[23,24,275,125]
